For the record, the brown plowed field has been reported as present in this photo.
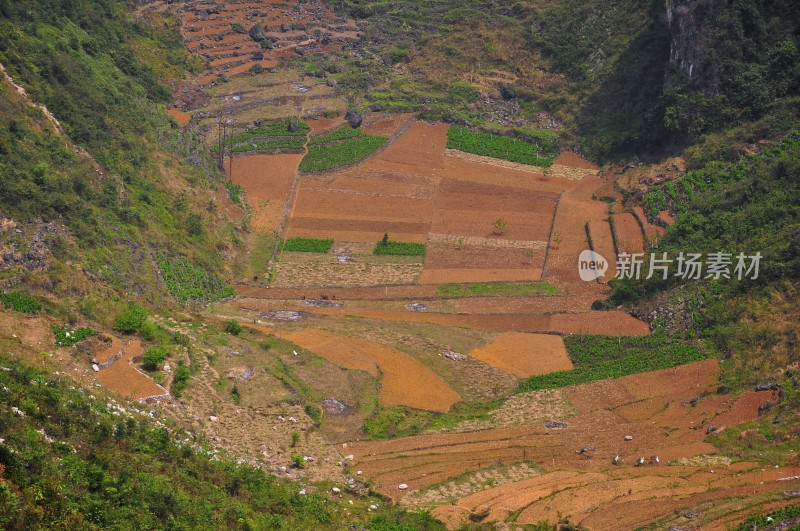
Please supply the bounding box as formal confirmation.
[467,333,572,378]
[345,359,774,517]
[96,340,167,400]
[418,268,543,284]
[166,107,191,127]
[228,153,301,232]
[613,211,645,253]
[93,335,123,365]
[277,328,461,412]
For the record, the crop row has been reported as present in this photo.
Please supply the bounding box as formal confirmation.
[373,239,426,256]
[447,126,553,167]
[221,120,309,146]
[299,135,388,173]
[308,124,363,145]
[229,137,306,153]
[157,255,235,303]
[516,334,707,392]
[436,282,558,297]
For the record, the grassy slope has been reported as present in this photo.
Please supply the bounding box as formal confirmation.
[0,0,244,321]
[0,354,442,530]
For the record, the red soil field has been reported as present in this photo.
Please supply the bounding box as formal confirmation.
[274,327,461,412]
[613,211,645,253]
[227,153,302,232]
[467,333,573,378]
[97,340,167,400]
[166,107,191,127]
[587,219,617,279]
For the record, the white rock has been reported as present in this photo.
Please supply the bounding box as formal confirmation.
[209,415,218,422]
[344,454,354,461]
[370,504,378,510]
[92,364,100,372]
[331,487,341,494]
[398,483,408,490]
[299,489,306,495]
[624,435,633,441]
[288,416,297,423]
[357,470,362,475]
[348,500,353,505]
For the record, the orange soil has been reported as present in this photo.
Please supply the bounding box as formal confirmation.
[613,212,645,253]
[93,335,124,365]
[418,268,543,284]
[362,113,415,137]
[467,333,573,378]
[96,340,167,400]
[227,153,302,232]
[307,115,344,134]
[712,390,780,428]
[166,107,191,127]
[346,359,772,513]
[554,151,599,170]
[274,327,461,412]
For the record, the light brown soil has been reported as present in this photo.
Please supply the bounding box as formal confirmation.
[274,327,461,412]
[554,151,599,170]
[467,333,573,378]
[587,219,618,279]
[362,113,415,137]
[96,340,167,400]
[93,335,124,365]
[613,212,645,253]
[228,153,302,232]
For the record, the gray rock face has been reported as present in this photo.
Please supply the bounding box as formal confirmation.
[345,109,362,129]
[666,1,711,79]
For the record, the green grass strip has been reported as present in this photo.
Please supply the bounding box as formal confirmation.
[437,282,558,297]
[308,124,363,145]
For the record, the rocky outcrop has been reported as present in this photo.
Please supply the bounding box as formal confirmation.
[666,0,713,79]
[345,109,362,129]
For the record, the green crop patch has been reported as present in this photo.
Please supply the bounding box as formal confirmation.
[308,124,363,145]
[53,325,98,347]
[437,282,558,297]
[299,135,388,173]
[447,126,553,167]
[157,255,235,303]
[516,334,708,392]
[282,237,334,253]
[373,239,426,256]
[0,292,42,314]
[222,120,309,146]
[229,136,306,153]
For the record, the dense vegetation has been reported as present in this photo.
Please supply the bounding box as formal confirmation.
[447,126,552,166]
[282,237,334,253]
[0,0,237,318]
[299,133,387,173]
[0,357,442,530]
[436,282,558,298]
[610,130,800,390]
[0,292,41,314]
[156,256,235,303]
[517,335,708,392]
[221,121,309,146]
[308,124,363,145]
[52,325,98,347]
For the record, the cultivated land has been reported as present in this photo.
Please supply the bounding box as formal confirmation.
[31,1,793,528]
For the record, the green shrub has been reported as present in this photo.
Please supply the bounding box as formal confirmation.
[290,453,305,468]
[141,347,167,371]
[172,364,190,396]
[52,325,98,346]
[139,320,159,341]
[282,238,334,253]
[114,303,149,334]
[0,292,42,314]
[225,320,243,336]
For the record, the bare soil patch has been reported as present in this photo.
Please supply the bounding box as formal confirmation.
[613,211,645,253]
[97,340,167,400]
[228,153,301,232]
[467,333,572,378]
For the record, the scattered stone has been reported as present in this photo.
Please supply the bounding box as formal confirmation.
[774,415,782,424]
[636,457,645,467]
[575,447,595,455]
[332,487,341,494]
[259,310,308,321]
[209,415,218,422]
[706,425,717,433]
[442,349,465,361]
[651,455,660,464]
[302,299,343,308]
[248,24,265,42]
[398,483,408,490]
[684,511,699,519]
[287,120,300,133]
[321,398,349,415]
[544,421,568,429]
[406,302,427,312]
[612,455,621,465]
[624,435,634,441]
[92,363,100,372]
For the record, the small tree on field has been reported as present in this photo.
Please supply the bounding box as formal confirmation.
[492,218,508,236]
[381,232,389,246]
[142,347,167,371]
[225,320,243,336]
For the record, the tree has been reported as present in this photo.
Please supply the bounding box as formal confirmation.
[225,320,243,336]
[492,218,508,236]
[114,303,148,334]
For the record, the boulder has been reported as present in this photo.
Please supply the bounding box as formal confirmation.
[249,25,266,42]
[287,120,300,133]
[345,109,362,129]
